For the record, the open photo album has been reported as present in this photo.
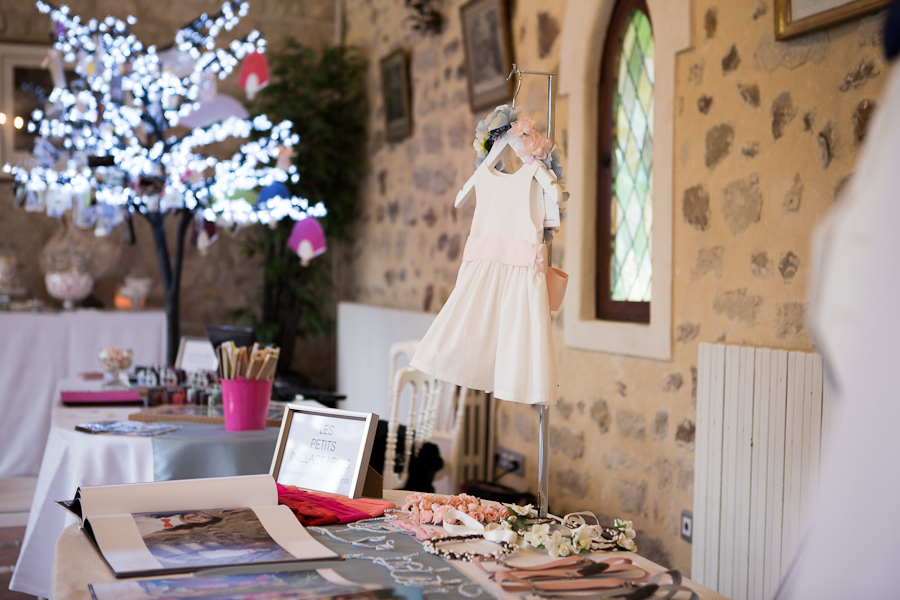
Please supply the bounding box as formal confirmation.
[59,474,338,578]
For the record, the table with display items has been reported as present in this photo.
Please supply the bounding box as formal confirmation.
[49,488,727,600]
[9,398,283,598]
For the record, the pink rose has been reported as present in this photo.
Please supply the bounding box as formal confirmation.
[467,503,480,513]
[509,117,535,137]
[521,131,552,164]
[470,511,485,522]
[483,506,499,522]
[410,506,420,521]
[497,506,510,519]
[432,505,453,524]
[437,496,452,506]
[420,510,434,523]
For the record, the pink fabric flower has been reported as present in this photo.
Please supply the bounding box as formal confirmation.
[521,131,553,164]
[509,117,536,138]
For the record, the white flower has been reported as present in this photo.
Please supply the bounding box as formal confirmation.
[547,531,574,557]
[506,503,535,518]
[572,526,593,552]
[618,537,637,552]
[524,523,550,548]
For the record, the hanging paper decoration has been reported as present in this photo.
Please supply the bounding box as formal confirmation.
[256,181,290,207]
[190,216,219,255]
[179,94,250,129]
[237,51,269,100]
[288,217,326,266]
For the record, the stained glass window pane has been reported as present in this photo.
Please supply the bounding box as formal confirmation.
[610,8,654,303]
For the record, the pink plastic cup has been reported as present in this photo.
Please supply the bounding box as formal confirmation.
[221,376,273,431]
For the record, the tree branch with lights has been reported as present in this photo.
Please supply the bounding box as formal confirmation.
[7,1,325,365]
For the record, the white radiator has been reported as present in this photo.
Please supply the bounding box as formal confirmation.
[336,302,435,419]
[693,343,833,600]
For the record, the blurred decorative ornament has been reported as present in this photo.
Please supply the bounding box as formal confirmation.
[157,47,197,79]
[179,94,249,128]
[256,182,290,207]
[405,0,444,34]
[42,47,67,89]
[190,216,218,255]
[276,145,294,171]
[288,217,326,266]
[237,51,269,100]
[198,71,217,103]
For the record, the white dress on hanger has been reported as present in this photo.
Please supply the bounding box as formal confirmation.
[410,159,562,405]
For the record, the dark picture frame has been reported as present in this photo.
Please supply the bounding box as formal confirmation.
[460,0,515,112]
[775,0,889,39]
[380,49,412,141]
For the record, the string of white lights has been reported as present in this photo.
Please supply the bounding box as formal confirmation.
[9,0,318,229]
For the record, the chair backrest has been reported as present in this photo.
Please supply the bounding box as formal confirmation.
[428,386,471,492]
[388,340,420,393]
[383,366,443,490]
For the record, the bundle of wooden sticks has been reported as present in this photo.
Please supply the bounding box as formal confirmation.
[217,342,279,380]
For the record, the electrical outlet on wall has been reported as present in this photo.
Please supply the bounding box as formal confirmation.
[495,447,525,477]
[681,510,693,543]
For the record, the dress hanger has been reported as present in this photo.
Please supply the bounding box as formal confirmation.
[454,65,560,226]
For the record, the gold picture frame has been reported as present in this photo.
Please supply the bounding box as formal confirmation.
[460,0,515,112]
[775,0,889,40]
[380,49,412,142]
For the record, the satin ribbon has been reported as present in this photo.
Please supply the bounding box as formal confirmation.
[441,509,519,544]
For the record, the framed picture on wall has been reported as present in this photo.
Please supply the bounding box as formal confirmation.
[380,49,412,142]
[460,0,514,112]
[775,0,889,39]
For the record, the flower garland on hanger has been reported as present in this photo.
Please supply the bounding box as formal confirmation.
[472,105,564,181]
[472,105,568,243]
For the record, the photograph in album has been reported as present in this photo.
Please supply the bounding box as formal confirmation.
[88,568,420,600]
[133,508,295,569]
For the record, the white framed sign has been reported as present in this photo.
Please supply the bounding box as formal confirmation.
[270,404,378,499]
[175,336,219,372]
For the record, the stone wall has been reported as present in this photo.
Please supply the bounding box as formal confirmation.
[341,0,889,573]
[0,0,337,386]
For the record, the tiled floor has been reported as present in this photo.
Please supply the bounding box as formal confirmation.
[0,527,35,600]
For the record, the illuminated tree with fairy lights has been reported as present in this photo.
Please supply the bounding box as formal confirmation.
[7,1,325,365]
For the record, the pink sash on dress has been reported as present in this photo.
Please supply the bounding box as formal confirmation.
[462,234,568,311]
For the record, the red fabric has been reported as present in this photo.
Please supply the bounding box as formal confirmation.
[277,484,396,525]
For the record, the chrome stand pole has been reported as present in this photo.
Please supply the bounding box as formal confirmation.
[508,64,557,518]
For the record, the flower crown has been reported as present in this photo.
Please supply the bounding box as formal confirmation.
[473,105,563,181]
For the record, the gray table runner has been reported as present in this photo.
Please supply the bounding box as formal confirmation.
[201,520,489,600]
[151,425,280,481]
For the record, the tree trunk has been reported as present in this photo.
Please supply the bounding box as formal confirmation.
[146,210,194,366]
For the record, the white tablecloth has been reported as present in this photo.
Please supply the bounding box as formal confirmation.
[10,404,154,598]
[0,310,165,477]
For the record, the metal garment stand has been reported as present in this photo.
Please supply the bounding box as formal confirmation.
[507,64,556,518]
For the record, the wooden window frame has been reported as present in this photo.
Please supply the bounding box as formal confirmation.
[595,0,652,324]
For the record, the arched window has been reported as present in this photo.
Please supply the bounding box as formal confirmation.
[596,0,653,323]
